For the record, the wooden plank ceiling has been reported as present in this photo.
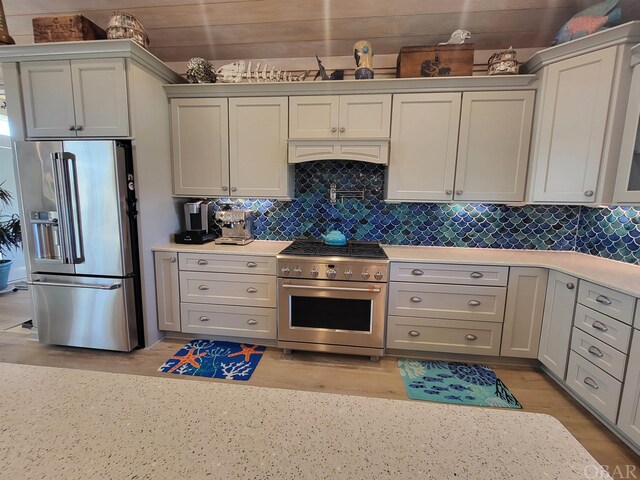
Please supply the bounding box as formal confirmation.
[3,0,640,65]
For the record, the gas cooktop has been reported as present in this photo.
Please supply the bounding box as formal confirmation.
[278,239,388,259]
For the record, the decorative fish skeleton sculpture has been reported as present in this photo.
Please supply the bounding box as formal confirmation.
[552,0,621,45]
[215,60,309,83]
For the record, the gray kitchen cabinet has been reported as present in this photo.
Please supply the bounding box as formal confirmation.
[154,251,181,332]
[501,267,548,358]
[538,270,578,379]
[171,97,292,198]
[618,331,640,447]
[385,91,534,203]
[21,58,130,138]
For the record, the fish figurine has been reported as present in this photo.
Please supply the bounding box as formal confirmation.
[552,0,622,45]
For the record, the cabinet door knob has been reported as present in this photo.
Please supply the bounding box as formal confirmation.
[198,285,209,291]
[468,300,481,306]
[410,296,422,303]
[246,262,257,268]
[584,190,594,197]
[197,259,208,265]
[587,346,604,358]
[411,269,424,276]
[408,330,421,337]
[583,376,599,390]
[75,125,84,131]
[566,282,575,290]
[247,319,258,325]
[470,272,483,279]
[199,316,210,322]
[331,127,337,133]
[68,125,76,131]
[445,189,453,196]
[231,186,237,192]
[456,189,463,196]
[169,257,176,263]
[595,295,612,306]
[221,186,228,191]
[247,287,258,293]
[339,127,345,133]
[591,320,608,332]
[465,334,478,341]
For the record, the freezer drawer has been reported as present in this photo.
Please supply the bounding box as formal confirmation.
[31,274,138,351]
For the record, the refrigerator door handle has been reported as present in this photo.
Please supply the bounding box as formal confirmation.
[28,280,122,290]
[52,152,84,264]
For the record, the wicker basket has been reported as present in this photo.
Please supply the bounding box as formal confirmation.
[106,12,149,49]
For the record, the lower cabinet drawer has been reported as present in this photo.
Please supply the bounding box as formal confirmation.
[179,271,276,308]
[387,316,502,355]
[566,351,622,424]
[388,283,506,323]
[181,303,276,339]
[571,327,627,381]
[573,304,632,352]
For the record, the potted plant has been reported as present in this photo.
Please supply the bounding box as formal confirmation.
[0,181,21,290]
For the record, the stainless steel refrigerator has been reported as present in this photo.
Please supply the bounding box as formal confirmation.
[15,140,143,351]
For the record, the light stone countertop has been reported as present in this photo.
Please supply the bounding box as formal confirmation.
[152,239,292,256]
[0,362,611,480]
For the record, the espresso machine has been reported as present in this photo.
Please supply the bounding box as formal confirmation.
[175,199,217,244]
[214,207,255,245]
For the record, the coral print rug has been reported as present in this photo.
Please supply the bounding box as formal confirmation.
[158,340,265,381]
[398,359,522,409]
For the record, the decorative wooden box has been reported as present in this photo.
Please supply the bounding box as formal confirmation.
[396,44,474,78]
[32,15,107,43]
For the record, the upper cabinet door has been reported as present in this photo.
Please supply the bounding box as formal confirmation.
[229,97,291,199]
[170,98,229,197]
[385,92,461,202]
[71,59,129,137]
[531,47,616,204]
[21,60,76,138]
[338,94,391,139]
[614,63,640,205]
[289,95,339,139]
[455,91,534,203]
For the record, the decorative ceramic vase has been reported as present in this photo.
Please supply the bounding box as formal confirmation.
[354,40,374,79]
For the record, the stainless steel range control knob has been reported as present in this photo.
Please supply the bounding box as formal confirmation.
[281,267,290,275]
[361,271,370,279]
[293,267,302,276]
[326,268,337,279]
[310,268,319,278]
[344,270,353,277]
[374,272,383,280]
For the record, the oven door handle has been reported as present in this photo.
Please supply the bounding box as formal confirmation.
[282,284,382,294]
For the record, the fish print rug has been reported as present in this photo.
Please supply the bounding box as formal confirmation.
[398,359,522,409]
[158,340,265,381]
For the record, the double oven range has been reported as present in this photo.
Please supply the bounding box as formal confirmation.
[277,240,389,360]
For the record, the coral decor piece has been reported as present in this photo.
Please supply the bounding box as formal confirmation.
[552,0,621,45]
[215,60,309,83]
[186,57,216,84]
[487,46,520,75]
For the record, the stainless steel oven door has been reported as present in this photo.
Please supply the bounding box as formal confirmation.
[278,278,386,349]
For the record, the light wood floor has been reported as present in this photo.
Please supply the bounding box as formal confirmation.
[1,291,638,475]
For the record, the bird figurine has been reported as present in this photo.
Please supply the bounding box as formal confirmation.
[439,29,471,45]
[314,55,344,81]
[552,0,621,45]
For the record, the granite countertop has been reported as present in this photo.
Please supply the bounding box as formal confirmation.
[0,363,610,480]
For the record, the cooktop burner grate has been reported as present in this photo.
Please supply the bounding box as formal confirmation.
[278,239,387,259]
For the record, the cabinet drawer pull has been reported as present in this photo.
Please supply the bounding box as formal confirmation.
[408,330,421,337]
[595,295,612,306]
[566,282,575,290]
[583,376,599,390]
[198,285,209,291]
[591,320,608,332]
[469,272,484,279]
[169,257,176,263]
[411,269,424,276]
[587,346,604,358]
[465,334,478,341]
[247,319,258,325]
[197,259,208,265]
[468,300,481,307]
[410,296,422,303]
[247,287,258,293]
[246,262,258,268]
[199,316,210,322]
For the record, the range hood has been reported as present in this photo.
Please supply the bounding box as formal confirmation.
[287,139,389,165]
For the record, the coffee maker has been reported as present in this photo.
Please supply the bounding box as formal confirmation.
[214,207,255,245]
[175,199,217,244]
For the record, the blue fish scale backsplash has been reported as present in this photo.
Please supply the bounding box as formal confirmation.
[213,161,640,265]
